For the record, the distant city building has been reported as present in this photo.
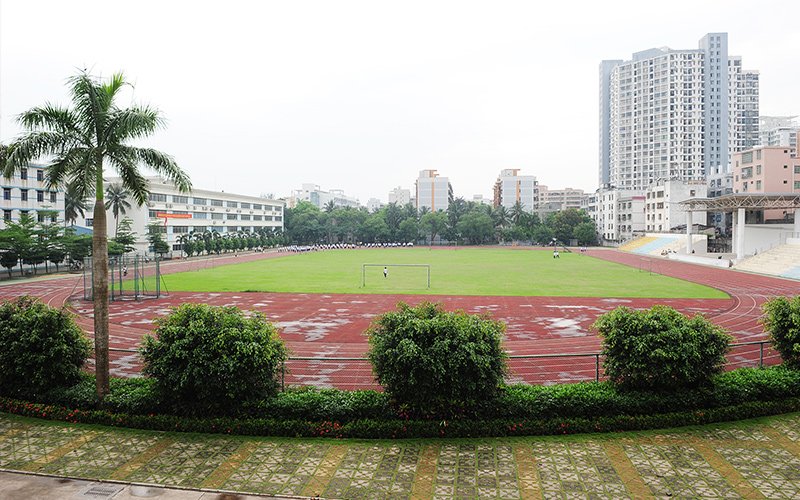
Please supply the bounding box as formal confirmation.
[415,170,452,212]
[471,194,493,206]
[0,163,64,229]
[599,32,759,190]
[388,186,411,206]
[707,164,735,233]
[492,169,538,212]
[366,198,384,212]
[644,179,707,233]
[733,145,800,222]
[759,116,800,148]
[85,177,284,255]
[289,183,359,210]
[538,185,583,211]
[585,185,646,244]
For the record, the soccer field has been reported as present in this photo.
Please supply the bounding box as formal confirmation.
[160,248,728,299]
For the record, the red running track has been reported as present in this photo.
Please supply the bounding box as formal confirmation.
[0,248,796,388]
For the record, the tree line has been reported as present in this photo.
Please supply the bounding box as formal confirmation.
[283,199,597,246]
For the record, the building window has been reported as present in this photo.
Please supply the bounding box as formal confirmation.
[173,195,188,204]
[756,149,762,160]
[86,218,93,227]
[193,197,207,205]
[226,213,237,220]
[3,210,11,221]
[37,191,44,202]
[193,226,206,232]
[3,188,9,200]
[150,193,167,202]
[253,215,262,221]
[795,181,800,190]
[173,244,182,251]
[240,202,250,209]
[253,204,262,210]
[20,168,27,180]
[241,214,250,221]
[173,226,189,234]
[756,165,761,175]
[38,212,46,222]
[50,192,57,202]
[193,212,207,219]
[211,199,223,207]
[226,201,237,208]
[37,169,44,181]
[149,210,159,218]
[51,214,57,223]
[795,166,800,174]
[211,213,223,220]
[756,180,761,190]
[20,190,28,201]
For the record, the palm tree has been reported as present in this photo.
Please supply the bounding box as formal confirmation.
[509,201,526,227]
[64,182,90,227]
[104,183,132,236]
[1,70,190,399]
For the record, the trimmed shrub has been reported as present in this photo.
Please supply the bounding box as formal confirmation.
[0,295,91,397]
[140,303,289,416]
[593,305,733,391]
[366,301,507,416]
[761,296,800,369]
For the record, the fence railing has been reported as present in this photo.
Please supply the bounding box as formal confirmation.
[106,340,779,391]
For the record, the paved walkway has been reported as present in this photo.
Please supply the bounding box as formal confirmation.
[3,411,800,499]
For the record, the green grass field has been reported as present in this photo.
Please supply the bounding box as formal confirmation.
[158,248,728,299]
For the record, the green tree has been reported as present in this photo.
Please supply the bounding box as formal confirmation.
[2,70,190,400]
[0,295,91,398]
[147,223,170,256]
[140,303,289,416]
[0,212,37,276]
[366,301,507,416]
[509,201,526,227]
[547,208,591,244]
[456,211,494,245]
[398,217,419,243]
[760,296,800,369]
[573,221,597,246]
[104,183,132,236]
[593,305,732,391]
[112,216,138,254]
[420,211,447,245]
[531,225,554,245]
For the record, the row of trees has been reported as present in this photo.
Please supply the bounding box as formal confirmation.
[285,199,597,246]
[173,226,287,257]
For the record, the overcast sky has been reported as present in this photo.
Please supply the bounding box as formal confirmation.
[2,0,799,205]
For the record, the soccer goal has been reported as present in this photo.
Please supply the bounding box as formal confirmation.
[361,264,430,288]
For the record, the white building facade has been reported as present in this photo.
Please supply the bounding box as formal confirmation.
[492,169,538,212]
[599,33,759,190]
[415,170,452,212]
[89,177,284,255]
[1,163,64,229]
[388,186,411,206]
[288,183,359,209]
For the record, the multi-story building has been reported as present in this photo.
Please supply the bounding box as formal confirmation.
[585,185,646,244]
[759,116,800,148]
[492,169,538,212]
[644,179,707,232]
[288,183,359,209]
[537,185,583,211]
[733,146,800,222]
[0,163,64,229]
[599,33,759,190]
[86,177,285,255]
[388,186,411,206]
[415,170,452,212]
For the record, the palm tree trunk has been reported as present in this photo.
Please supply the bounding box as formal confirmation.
[92,198,111,400]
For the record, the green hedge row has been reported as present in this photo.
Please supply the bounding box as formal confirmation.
[2,395,798,439]
[3,365,800,438]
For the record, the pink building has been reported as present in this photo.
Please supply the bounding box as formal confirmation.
[733,146,800,222]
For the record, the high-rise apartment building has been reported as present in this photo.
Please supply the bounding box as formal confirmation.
[415,170,452,212]
[492,169,538,212]
[599,33,759,190]
[759,116,800,148]
[388,186,411,206]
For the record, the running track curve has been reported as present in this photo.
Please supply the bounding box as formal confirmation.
[0,248,796,388]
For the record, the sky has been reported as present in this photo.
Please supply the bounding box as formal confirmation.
[2,0,799,205]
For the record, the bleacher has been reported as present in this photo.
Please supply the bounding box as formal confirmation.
[620,235,707,256]
[734,244,800,280]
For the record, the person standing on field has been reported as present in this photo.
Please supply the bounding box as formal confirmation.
[383,267,388,279]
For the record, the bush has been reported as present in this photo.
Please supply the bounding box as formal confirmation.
[140,303,289,416]
[593,305,733,391]
[0,295,91,397]
[366,301,507,416]
[761,296,800,369]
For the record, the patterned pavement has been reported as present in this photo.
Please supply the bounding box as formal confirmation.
[3,411,800,499]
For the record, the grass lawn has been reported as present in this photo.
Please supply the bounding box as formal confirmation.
[159,248,728,298]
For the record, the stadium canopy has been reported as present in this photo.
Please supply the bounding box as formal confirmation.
[677,193,800,258]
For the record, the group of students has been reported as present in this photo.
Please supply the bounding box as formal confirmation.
[278,242,414,253]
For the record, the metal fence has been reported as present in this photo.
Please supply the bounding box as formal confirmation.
[105,340,780,391]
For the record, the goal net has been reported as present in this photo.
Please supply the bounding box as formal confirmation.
[361,264,430,289]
